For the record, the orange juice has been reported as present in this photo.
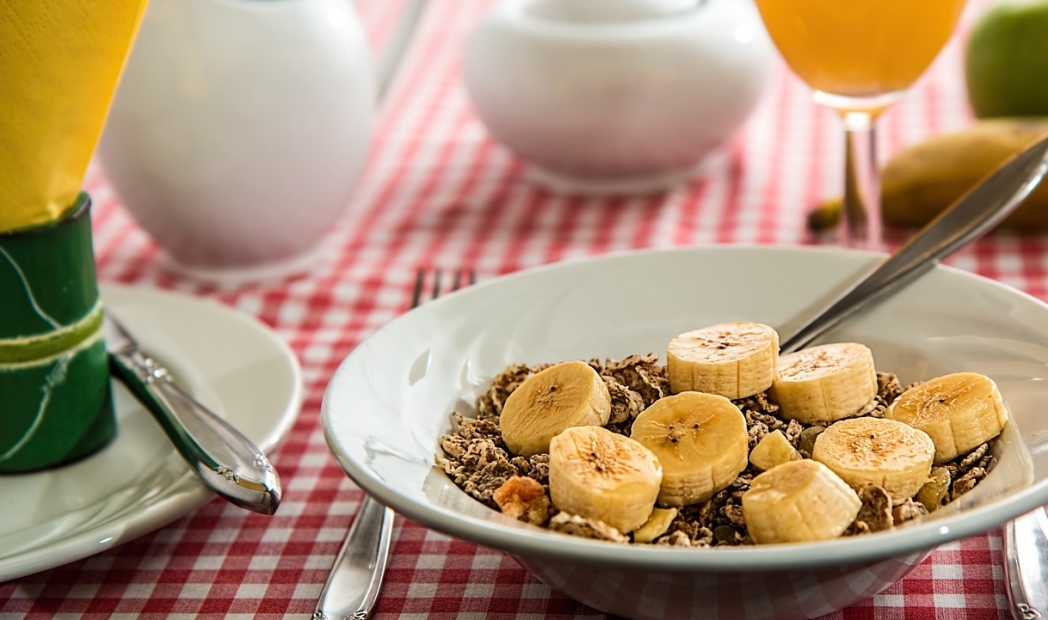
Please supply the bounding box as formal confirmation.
[754,0,966,100]
[0,0,148,233]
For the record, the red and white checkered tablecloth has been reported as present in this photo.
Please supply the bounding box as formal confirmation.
[3,0,1046,618]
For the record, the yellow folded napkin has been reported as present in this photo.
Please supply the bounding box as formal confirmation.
[0,0,148,233]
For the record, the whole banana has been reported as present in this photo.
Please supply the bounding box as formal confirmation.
[808,118,1048,231]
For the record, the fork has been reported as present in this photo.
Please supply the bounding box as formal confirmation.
[313,268,475,620]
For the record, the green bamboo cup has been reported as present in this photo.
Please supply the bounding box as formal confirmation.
[0,192,115,473]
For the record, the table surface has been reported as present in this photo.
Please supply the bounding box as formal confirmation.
[2,0,1044,618]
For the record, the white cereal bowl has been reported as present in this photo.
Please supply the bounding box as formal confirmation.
[322,246,1048,620]
[462,0,773,194]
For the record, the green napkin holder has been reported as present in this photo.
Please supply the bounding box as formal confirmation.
[0,192,115,473]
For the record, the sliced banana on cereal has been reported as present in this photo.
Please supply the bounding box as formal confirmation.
[770,343,878,423]
[632,507,679,544]
[499,360,611,457]
[667,321,779,399]
[548,426,663,534]
[749,429,801,472]
[885,371,1008,464]
[742,459,862,545]
[812,417,936,503]
[630,392,749,507]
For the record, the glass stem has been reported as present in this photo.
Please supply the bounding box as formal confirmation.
[841,111,882,250]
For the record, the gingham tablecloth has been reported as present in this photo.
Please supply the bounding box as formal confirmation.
[2,0,1043,618]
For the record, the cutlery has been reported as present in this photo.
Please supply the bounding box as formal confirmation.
[1005,507,1048,620]
[776,131,1048,620]
[104,313,281,515]
[779,131,1048,353]
[313,268,475,620]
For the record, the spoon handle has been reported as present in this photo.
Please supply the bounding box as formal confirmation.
[312,495,394,620]
[1004,508,1048,620]
[780,132,1048,354]
[108,350,281,515]
[104,312,280,515]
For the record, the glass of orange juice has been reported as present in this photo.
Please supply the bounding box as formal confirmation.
[753,0,967,248]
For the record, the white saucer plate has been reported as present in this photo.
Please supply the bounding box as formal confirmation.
[0,284,302,582]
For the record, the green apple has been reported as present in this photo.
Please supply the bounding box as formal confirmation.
[966,0,1048,118]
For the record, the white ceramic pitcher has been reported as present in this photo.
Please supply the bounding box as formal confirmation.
[99,0,391,281]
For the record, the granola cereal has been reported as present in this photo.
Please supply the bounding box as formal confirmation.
[493,476,550,525]
[654,530,695,547]
[437,358,1001,547]
[854,485,894,533]
[476,363,546,423]
[548,512,629,543]
[435,412,549,508]
[892,498,929,525]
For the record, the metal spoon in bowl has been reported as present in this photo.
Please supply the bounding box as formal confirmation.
[776,131,1048,620]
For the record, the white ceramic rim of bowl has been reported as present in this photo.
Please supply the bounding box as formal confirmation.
[323,245,1048,571]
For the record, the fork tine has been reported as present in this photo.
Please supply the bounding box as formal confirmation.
[430,269,442,301]
[414,268,473,307]
[452,269,475,292]
[411,268,425,309]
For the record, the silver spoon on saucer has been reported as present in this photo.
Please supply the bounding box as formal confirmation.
[105,314,281,515]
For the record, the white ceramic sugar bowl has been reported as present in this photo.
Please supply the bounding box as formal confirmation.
[463,0,773,194]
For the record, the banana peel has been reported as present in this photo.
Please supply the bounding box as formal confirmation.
[809,118,1048,232]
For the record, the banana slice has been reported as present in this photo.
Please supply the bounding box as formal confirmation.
[630,391,749,507]
[633,507,678,544]
[885,371,1008,464]
[667,322,779,399]
[742,459,862,544]
[499,361,612,457]
[749,429,801,472]
[770,343,878,423]
[548,426,663,533]
[811,417,936,503]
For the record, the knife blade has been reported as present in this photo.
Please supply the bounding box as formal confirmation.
[104,312,281,515]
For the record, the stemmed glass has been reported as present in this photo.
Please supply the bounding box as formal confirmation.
[753,0,968,249]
